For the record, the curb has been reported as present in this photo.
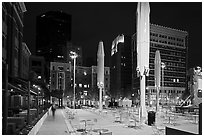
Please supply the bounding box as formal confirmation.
[28,107,51,135]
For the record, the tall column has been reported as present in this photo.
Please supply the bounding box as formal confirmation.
[97,41,104,111]
[2,64,8,134]
[99,87,103,111]
[136,2,150,122]
[73,58,76,109]
[37,90,39,119]
[27,81,30,125]
[140,75,147,121]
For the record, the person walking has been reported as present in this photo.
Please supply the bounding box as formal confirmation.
[51,103,56,118]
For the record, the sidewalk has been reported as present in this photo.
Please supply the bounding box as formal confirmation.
[37,109,70,135]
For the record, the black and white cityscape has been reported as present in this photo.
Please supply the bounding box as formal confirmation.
[1,2,202,135]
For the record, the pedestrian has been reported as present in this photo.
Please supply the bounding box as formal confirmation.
[51,103,56,118]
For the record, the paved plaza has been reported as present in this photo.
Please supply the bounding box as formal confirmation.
[37,106,199,135]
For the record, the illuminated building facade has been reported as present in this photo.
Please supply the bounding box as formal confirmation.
[50,62,72,106]
[132,24,188,104]
[110,34,132,99]
[50,62,110,106]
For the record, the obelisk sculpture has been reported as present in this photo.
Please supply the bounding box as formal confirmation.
[154,50,161,112]
[97,41,105,111]
[136,2,150,122]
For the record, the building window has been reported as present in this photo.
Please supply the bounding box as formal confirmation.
[52,66,55,70]
[32,61,41,67]
[57,72,65,90]
[58,66,64,71]
[197,89,202,98]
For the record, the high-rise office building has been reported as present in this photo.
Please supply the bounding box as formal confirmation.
[110,34,132,100]
[36,11,72,63]
[132,24,188,104]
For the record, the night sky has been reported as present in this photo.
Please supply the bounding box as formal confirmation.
[23,2,202,68]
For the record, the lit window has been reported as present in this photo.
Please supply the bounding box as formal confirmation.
[79,84,82,88]
[84,85,87,88]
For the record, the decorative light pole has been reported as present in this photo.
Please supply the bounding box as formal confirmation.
[161,62,166,105]
[97,41,105,111]
[136,2,150,121]
[70,51,78,109]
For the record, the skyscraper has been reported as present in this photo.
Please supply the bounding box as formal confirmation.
[132,24,188,104]
[110,34,132,99]
[36,11,72,63]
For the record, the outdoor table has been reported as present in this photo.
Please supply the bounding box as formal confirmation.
[114,112,123,123]
[128,114,139,128]
[92,128,109,134]
[163,112,175,125]
[79,119,92,133]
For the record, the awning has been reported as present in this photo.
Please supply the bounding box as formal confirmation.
[8,83,37,95]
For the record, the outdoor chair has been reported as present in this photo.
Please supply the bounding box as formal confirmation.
[86,119,95,132]
[184,112,194,121]
[127,114,140,128]
[71,120,86,134]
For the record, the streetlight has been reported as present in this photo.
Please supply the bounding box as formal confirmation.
[161,62,166,105]
[70,51,78,109]
[33,84,41,118]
